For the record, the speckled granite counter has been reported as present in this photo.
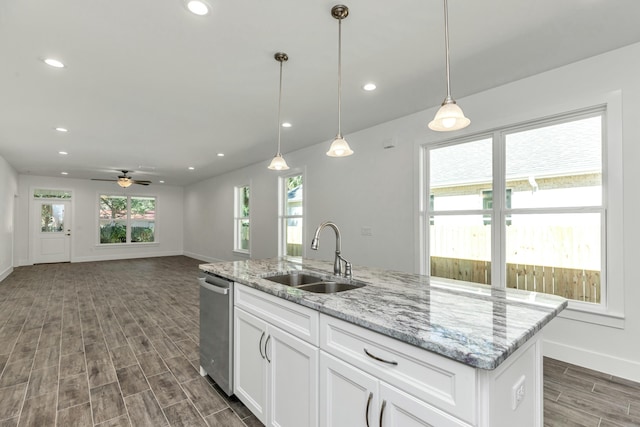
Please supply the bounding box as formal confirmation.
[200,257,567,370]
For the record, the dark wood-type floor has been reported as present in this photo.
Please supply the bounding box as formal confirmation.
[0,256,638,426]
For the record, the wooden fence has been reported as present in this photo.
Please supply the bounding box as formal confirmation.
[430,256,600,303]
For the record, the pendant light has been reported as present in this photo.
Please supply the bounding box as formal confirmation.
[268,52,290,170]
[326,4,354,157]
[428,0,470,132]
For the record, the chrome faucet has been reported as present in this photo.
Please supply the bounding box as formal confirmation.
[310,221,352,278]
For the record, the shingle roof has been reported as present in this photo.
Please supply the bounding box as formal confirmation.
[431,116,602,187]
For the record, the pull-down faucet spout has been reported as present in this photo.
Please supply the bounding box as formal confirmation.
[310,221,351,277]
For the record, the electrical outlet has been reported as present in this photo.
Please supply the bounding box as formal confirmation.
[512,376,526,410]
[361,226,373,236]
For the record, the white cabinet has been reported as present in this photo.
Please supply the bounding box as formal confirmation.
[234,285,320,427]
[320,352,468,427]
[234,308,268,421]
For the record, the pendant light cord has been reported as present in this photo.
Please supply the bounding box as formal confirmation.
[337,16,343,137]
[277,59,283,154]
[444,0,452,100]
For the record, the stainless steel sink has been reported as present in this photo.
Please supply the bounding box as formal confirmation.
[264,272,365,294]
[264,272,325,287]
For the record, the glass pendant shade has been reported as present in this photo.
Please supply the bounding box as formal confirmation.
[117,178,133,188]
[326,135,353,157]
[268,52,290,170]
[268,153,289,170]
[428,98,470,131]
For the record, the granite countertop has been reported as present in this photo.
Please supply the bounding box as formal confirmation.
[200,257,567,370]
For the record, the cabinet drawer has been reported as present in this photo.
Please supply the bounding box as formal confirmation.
[235,284,319,346]
[320,314,476,424]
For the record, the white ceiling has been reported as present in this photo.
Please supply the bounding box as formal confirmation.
[1,0,639,186]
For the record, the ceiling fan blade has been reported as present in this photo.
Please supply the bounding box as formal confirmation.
[91,178,118,182]
[132,181,151,186]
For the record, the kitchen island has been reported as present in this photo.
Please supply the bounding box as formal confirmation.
[200,257,567,427]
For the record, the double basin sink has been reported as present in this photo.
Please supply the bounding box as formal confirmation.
[264,271,366,294]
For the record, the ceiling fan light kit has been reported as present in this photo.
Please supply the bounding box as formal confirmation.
[91,170,151,187]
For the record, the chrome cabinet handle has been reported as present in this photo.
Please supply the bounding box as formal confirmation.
[265,335,272,363]
[259,331,265,359]
[365,392,373,427]
[379,400,387,427]
[364,348,398,366]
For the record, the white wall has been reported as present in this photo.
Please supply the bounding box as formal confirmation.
[184,42,640,381]
[0,155,18,281]
[14,175,184,265]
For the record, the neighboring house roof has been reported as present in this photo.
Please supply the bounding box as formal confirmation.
[288,185,303,202]
[431,116,601,187]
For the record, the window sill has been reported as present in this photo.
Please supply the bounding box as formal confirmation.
[233,250,250,257]
[95,242,160,248]
[558,303,625,329]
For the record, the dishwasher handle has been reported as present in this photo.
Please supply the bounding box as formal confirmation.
[198,277,230,295]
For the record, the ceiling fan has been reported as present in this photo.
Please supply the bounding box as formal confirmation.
[91,170,151,188]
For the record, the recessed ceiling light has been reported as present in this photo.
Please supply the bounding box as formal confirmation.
[58,151,68,155]
[159,180,165,184]
[363,83,377,91]
[217,153,225,157]
[61,172,68,175]
[43,58,65,68]
[188,166,195,170]
[281,122,292,128]
[55,127,68,132]
[186,0,210,15]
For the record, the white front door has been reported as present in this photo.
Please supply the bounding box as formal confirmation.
[33,200,71,263]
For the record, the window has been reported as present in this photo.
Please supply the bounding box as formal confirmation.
[423,109,607,307]
[280,174,303,256]
[234,185,250,253]
[99,195,156,244]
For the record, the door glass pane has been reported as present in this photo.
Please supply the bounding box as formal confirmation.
[506,116,602,209]
[41,204,65,232]
[131,197,156,242]
[99,196,127,243]
[506,213,601,303]
[429,214,491,285]
[430,139,492,211]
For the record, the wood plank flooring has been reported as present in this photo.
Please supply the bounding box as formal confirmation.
[0,256,638,426]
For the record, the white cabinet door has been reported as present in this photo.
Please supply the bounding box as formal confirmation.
[378,383,469,427]
[234,308,268,423]
[267,325,319,427]
[320,351,379,427]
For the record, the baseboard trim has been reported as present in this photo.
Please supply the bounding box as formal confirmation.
[182,251,227,263]
[544,339,640,382]
[72,250,183,263]
[0,265,13,283]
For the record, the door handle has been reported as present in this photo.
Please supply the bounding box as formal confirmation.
[365,392,373,427]
[259,332,265,359]
[379,400,387,427]
[264,334,272,363]
[198,277,229,295]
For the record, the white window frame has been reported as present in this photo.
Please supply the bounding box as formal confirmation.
[278,171,305,257]
[234,184,250,255]
[97,194,158,246]
[419,92,623,328]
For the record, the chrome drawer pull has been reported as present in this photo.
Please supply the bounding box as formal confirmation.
[365,392,373,427]
[364,348,398,366]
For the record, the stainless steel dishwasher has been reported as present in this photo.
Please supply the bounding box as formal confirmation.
[198,271,234,396]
